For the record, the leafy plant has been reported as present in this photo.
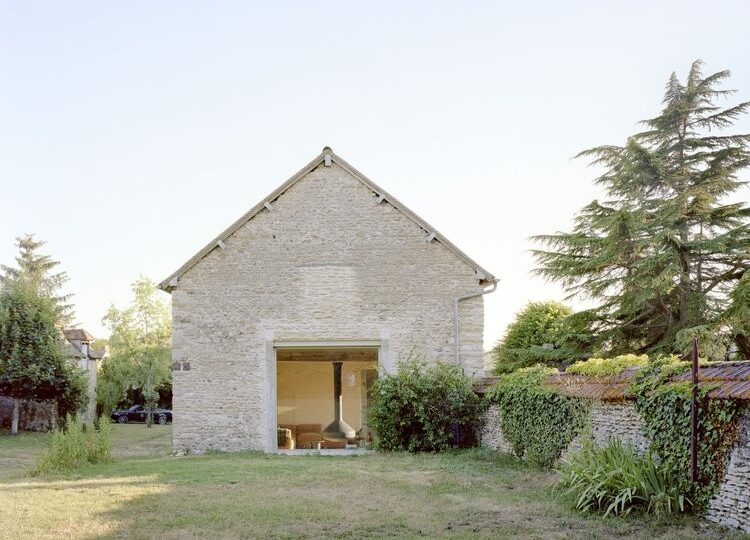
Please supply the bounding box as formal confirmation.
[566,354,649,377]
[34,415,112,474]
[492,301,590,373]
[487,366,589,468]
[367,361,487,452]
[631,359,741,509]
[560,439,689,517]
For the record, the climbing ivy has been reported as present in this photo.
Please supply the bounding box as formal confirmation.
[487,366,589,468]
[630,357,742,509]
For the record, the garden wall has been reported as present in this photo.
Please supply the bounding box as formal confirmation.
[481,397,750,533]
[0,396,57,431]
[706,410,750,532]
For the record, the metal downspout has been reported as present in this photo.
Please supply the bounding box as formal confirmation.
[454,279,499,364]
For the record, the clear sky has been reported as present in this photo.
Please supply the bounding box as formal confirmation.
[1,1,749,349]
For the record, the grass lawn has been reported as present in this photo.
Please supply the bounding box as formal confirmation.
[0,426,740,540]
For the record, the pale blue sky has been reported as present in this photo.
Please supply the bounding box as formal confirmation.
[1,1,749,349]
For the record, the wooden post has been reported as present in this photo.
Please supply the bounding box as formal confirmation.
[690,336,699,483]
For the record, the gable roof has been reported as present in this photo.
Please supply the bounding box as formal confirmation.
[63,328,95,342]
[63,328,107,360]
[158,147,495,292]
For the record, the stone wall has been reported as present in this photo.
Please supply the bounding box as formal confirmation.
[481,399,750,533]
[481,401,649,460]
[707,411,750,533]
[480,405,513,453]
[562,402,650,461]
[170,161,488,454]
[0,396,57,431]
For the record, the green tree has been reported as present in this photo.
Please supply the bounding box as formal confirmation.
[534,61,750,358]
[1,234,75,328]
[0,282,84,434]
[97,277,171,425]
[724,270,750,358]
[492,301,590,373]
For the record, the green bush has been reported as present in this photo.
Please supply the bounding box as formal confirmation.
[560,439,689,517]
[34,415,112,474]
[492,301,579,374]
[566,354,649,377]
[367,361,487,452]
[487,366,589,468]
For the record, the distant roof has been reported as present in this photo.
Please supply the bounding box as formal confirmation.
[63,328,106,360]
[63,328,95,342]
[158,147,496,292]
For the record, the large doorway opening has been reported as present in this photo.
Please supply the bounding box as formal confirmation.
[275,346,378,451]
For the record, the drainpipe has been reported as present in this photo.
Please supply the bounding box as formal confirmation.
[454,279,498,364]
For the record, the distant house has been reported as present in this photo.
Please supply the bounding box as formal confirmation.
[63,328,107,421]
[0,328,106,430]
[159,147,497,454]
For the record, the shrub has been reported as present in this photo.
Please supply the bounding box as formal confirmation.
[367,361,487,452]
[34,415,112,474]
[492,301,579,374]
[487,366,589,468]
[566,354,649,377]
[560,439,689,517]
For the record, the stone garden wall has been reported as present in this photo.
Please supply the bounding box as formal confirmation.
[706,410,750,532]
[0,396,58,431]
[561,402,649,461]
[481,399,750,534]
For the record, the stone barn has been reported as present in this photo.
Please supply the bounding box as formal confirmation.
[159,147,496,453]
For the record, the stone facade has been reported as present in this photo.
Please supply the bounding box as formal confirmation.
[707,410,750,532]
[165,154,492,454]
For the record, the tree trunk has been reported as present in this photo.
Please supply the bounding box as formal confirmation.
[736,334,750,361]
[11,398,20,435]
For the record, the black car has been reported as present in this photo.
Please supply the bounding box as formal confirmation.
[110,405,172,425]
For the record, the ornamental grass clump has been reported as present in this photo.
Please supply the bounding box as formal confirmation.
[367,361,487,452]
[560,439,689,517]
[34,415,112,474]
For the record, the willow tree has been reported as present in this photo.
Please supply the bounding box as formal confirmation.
[534,61,750,358]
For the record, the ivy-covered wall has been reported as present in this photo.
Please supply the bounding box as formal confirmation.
[561,402,649,461]
[480,398,750,533]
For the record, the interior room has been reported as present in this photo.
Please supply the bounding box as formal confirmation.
[276,347,378,450]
